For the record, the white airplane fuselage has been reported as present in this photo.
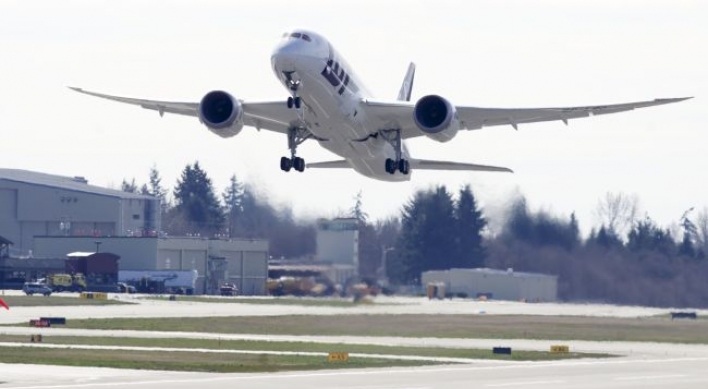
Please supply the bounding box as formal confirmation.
[271,30,410,182]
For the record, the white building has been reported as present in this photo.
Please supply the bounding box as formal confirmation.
[422,268,558,302]
[315,218,358,283]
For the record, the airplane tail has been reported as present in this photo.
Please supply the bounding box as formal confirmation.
[0,298,8,310]
[410,159,513,173]
[397,62,416,101]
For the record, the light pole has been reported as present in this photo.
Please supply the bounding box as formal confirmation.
[379,247,394,286]
[94,241,102,253]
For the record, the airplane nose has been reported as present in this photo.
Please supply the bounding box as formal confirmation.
[271,41,302,70]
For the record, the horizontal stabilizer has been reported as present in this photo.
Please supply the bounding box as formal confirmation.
[306,160,351,169]
[411,159,513,173]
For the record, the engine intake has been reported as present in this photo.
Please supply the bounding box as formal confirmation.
[413,94,459,142]
[198,90,244,138]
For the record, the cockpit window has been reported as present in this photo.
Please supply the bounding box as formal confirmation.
[285,32,312,43]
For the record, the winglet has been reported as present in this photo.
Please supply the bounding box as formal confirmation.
[397,62,416,102]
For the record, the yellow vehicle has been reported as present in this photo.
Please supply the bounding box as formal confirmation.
[47,273,87,292]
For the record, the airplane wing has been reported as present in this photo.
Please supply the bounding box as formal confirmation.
[363,97,692,139]
[68,87,298,135]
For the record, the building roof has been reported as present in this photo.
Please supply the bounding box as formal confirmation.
[0,235,12,246]
[429,267,557,279]
[0,168,152,200]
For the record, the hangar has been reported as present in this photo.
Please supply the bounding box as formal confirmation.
[422,268,558,302]
[0,168,159,255]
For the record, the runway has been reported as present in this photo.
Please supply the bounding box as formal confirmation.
[2,356,708,389]
[1,295,707,388]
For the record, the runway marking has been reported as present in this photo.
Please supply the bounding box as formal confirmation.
[486,380,564,387]
[614,374,687,381]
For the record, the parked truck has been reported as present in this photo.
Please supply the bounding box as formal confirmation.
[47,273,87,292]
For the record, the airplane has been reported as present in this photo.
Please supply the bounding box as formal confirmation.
[70,29,691,182]
[0,297,8,310]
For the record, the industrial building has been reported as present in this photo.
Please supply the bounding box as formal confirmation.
[0,168,159,255]
[422,268,558,302]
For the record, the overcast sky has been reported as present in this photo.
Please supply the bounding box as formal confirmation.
[1,0,705,235]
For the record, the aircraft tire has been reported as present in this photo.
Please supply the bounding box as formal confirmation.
[280,156,293,172]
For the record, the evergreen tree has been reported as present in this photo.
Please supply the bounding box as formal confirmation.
[121,178,138,193]
[589,225,623,248]
[222,174,244,238]
[349,191,368,224]
[235,185,278,239]
[173,162,224,235]
[454,185,487,268]
[147,165,169,212]
[627,217,675,256]
[395,186,457,283]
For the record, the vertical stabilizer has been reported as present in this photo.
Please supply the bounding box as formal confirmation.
[397,62,416,101]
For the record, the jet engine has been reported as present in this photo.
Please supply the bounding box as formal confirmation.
[413,95,460,142]
[198,90,244,138]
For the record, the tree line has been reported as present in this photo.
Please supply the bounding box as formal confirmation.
[121,162,314,259]
[124,163,708,308]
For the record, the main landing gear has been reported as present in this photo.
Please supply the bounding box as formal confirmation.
[280,127,312,173]
[380,129,410,175]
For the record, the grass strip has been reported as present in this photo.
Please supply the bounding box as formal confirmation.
[0,295,129,307]
[0,335,605,361]
[0,345,429,372]
[60,314,708,344]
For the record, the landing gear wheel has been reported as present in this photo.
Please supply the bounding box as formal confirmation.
[280,156,293,172]
[287,96,302,109]
[385,158,397,174]
[398,159,410,175]
[293,157,305,172]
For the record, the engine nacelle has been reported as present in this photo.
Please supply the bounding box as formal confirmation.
[198,90,244,138]
[413,94,460,142]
